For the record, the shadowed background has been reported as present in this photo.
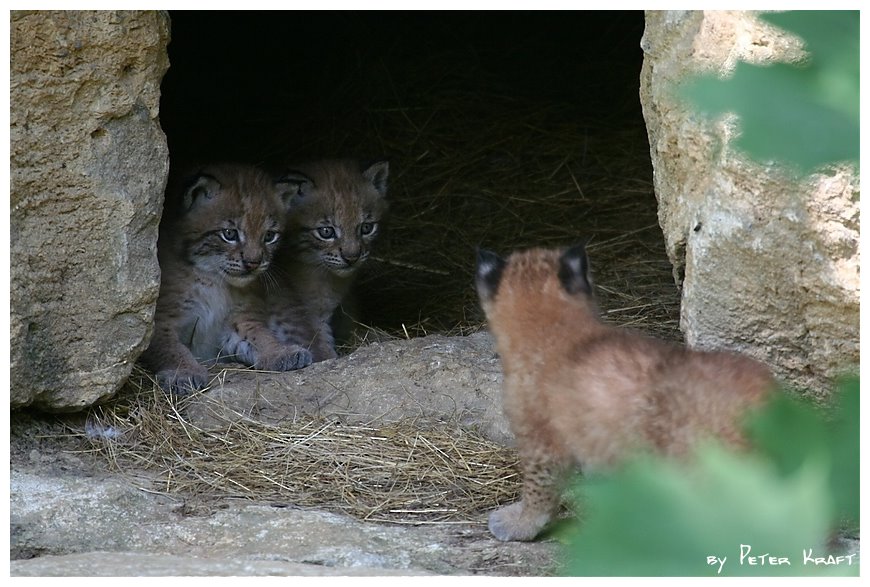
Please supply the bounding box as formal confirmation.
[159,10,680,342]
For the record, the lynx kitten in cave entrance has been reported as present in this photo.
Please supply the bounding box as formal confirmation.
[266,159,389,362]
[140,164,309,394]
[475,243,776,542]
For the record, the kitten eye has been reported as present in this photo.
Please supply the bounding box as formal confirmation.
[220,228,239,243]
[360,222,377,236]
[264,230,280,245]
[315,226,336,240]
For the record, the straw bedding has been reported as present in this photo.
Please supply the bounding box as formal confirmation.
[81,13,679,526]
[84,370,521,524]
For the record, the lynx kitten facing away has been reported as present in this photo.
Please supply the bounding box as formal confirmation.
[140,164,310,394]
[475,244,776,541]
[266,159,389,362]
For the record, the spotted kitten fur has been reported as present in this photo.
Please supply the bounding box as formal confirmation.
[266,159,389,364]
[141,163,309,394]
[475,244,775,541]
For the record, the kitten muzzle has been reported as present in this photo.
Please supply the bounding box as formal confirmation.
[223,268,260,288]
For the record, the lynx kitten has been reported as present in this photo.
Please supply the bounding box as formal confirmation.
[267,159,389,362]
[141,164,309,394]
[475,244,775,541]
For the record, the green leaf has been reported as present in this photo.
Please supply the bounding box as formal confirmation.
[745,391,828,478]
[561,446,847,576]
[762,11,859,93]
[826,376,859,523]
[679,10,859,173]
[748,377,860,524]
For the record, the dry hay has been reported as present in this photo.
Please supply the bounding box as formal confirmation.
[356,99,681,343]
[255,46,682,344]
[82,370,520,525]
[80,85,676,528]
[77,15,678,529]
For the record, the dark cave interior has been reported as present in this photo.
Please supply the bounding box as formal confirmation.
[158,11,679,341]
[160,11,646,164]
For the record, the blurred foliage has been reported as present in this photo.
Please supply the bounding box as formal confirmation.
[680,11,859,173]
[748,376,860,524]
[558,11,862,576]
[560,377,859,576]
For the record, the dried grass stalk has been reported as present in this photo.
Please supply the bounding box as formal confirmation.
[84,372,520,525]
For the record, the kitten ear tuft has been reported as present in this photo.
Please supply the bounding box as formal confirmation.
[275,171,312,210]
[182,173,221,211]
[475,248,507,301]
[558,243,592,295]
[362,160,389,197]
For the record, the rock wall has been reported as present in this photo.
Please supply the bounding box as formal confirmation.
[10,11,171,410]
[639,11,859,398]
[186,332,513,446]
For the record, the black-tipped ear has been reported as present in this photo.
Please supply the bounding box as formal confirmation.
[475,248,507,301]
[275,171,312,210]
[362,160,389,197]
[558,243,592,295]
[182,173,220,211]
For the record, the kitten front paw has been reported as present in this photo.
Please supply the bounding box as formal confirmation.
[278,346,313,371]
[260,346,313,371]
[488,501,550,542]
[155,366,209,396]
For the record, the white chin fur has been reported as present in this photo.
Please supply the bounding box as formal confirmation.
[224,273,257,288]
[329,264,357,275]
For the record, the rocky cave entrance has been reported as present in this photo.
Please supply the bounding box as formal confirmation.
[159,10,680,343]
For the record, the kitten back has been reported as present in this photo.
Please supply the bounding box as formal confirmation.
[478,242,777,542]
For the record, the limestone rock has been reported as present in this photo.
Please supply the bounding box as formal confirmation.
[10,459,556,576]
[11,552,434,577]
[186,331,514,446]
[10,11,171,410]
[639,11,859,398]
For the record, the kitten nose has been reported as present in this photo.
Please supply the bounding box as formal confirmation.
[341,250,361,265]
[242,258,261,271]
